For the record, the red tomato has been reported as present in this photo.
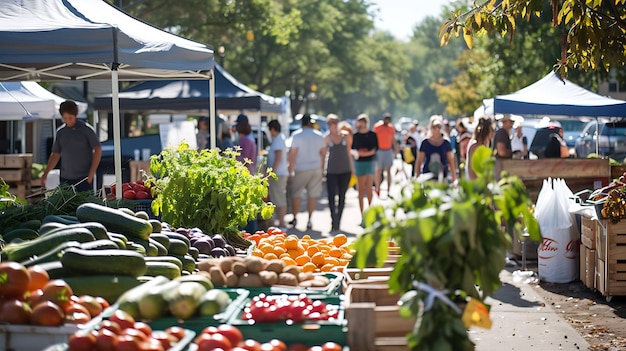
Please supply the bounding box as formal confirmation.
[95,296,110,310]
[41,279,74,310]
[268,339,287,351]
[320,342,342,351]
[64,302,91,317]
[109,309,136,330]
[0,261,31,299]
[135,190,151,200]
[26,288,44,307]
[306,347,322,351]
[99,319,122,335]
[116,334,141,351]
[140,338,165,351]
[0,298,32,324]
[133,322,153,337]
[123,189,137,200]
[195,333,232,351]
[26,265,50,292]
[76,295,103,317]
[110,184,117,196]
[121,328,149,342]
[122,183,133,192]
[30,300,65,326]
[95,328,118,351]
[65,311,91,324]
[287,344,308,351]
[68,331,96,351]
[136,179,144,185]
[132,183,146,193]
[217,324,243,346]
[150,331,176,350]
[239,339,262,351]
[165,326,186,342]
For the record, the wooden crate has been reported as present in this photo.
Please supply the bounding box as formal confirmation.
[580,244,587,285]
[586,248,596,290]
[596,220,626,298]
[581,215,597,249]
[0,154,33,201]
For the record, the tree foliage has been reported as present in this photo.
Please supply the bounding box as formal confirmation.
[440,0,626,78]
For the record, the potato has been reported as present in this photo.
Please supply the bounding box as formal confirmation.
[197,258,220,272]
[219,257,234,273]
[265,259,285,274]
[298,272,314,282]
[209,266,227,287]
[282,265,301,281]
[277,272,298,286]
[313,275,330,286]
[231,261,247,276]
[225,271,239,287]
[239,273,264,287]
[259,271,278,286]
[245,256,266,274]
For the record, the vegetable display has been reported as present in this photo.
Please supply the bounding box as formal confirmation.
[350,146,541,350]
[147,143,274,249]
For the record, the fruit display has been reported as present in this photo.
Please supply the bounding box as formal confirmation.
[109,180,154,200]
[241,294,340,323]
[244,229,353,273]
[600,186,626,223]
[197,256,332,289]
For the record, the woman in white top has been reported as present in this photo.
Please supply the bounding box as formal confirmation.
[510,123,528,159]
[466,118,495,180]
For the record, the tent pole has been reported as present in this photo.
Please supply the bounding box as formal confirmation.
[209,69,216,149]
[111,68,123,199]
[595,116,599,156]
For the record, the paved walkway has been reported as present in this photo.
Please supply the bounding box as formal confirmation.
[283,158,589,350]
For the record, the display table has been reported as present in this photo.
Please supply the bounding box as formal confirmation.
[129,161,151,182]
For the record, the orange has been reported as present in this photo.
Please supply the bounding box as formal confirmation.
[264,252,279,260]
[295,244,305,256]
[311,252,326,267]
[282,257,297,266]
[287,249,300,259]
[307,245,320,257]
[295,255,311,265]
[301,234,311,241]
[340,252,353,260]
[284,236,299,250]
[251,249,264,257]
[332,234,348,247]
[301,262,317,273]
[279,253,291,259]
[273,246,287,256]
[328,248,343,258]
[324,257,339,266]
[320,264,335,272]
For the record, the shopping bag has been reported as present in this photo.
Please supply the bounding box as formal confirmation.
[403,146,415,164]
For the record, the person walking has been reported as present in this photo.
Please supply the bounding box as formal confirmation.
[373,113,397,197]
[352,114,378,221]
[266,120,289,229]
[455,120,472,175]
[466,118,495,180]
[324,114,354,231]
[235,114,257,174]
[288,114,326,229]
[196,117,210,150]
[41,100,101,193]
[406,121,423,177]
[414,116,457,183]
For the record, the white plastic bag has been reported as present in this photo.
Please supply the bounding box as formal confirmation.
[535,178,578,283]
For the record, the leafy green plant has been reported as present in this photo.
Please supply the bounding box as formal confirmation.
[351,146,541,350]
[148,142,275,247]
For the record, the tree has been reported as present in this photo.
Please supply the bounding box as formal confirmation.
[440,0,626,77]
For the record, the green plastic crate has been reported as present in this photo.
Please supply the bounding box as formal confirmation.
[226,294,347,347]
[147,288,249,334]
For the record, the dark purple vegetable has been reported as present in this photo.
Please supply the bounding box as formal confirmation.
[193,239,213,255]
[189,227,203,235]
[211,247,226,258]
[175,227,189,236]
[212,234,226,248]
[224,245,236,256]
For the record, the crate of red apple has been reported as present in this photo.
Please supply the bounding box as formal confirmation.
[108,180,154,201]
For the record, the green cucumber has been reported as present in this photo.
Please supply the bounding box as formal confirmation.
[61,247,147,277]
[132,238,159,257]
[3,228,39,242]
[138,280,182,320]
[149,238,168,256]
[76,203,152,241]
[198,289,231,316]
[174,274,214,290]
[163,232,190,248]
[108,232,128,243]
[36,260,81,279]
[187,246,199,260]
[144,256,183,271]
[39,222,67,235]
[17,219,42,231]
[126,242,147,256]
[116,275,170,318]
[42,214,80,225]
[148,220,162,233]
[1,228,95,262]
[118,207,136,216]
[40,222,109,241]
[149,234,170,250]
[173,254,196,273]
[167,238,189,256]
[144,261,182,279]
[109,237,127,249]
[134,211,150,220]
[63,275,143,306]
[80,239,120,250]
[21,241,82,267]
[166,281,208,320]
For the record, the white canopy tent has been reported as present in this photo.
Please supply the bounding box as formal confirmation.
[0,0,215,198]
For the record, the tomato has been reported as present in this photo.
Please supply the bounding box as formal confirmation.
[0,261,31,299]
[77,295,103,317]
[268,339,287,351]
[95,296,110,310]
[132,183,146,193]
[122,183,133,192]
[116,334,141,351]
[26,265,50,292]
[123,189,137,200]
[41,279,74,310]
[30,300,65,326]
[320,342,342,351]
[151,330,176,350]
[135,190,151,200]
[66,311,91,324]
[0,298,32,324]
[100,319,122,335]
[140,338,165,351]
[195,333,232,351]
[238,339,262,351]
[133,322,153,337]
[26,288,44,307]
[136,179,144,186]
[217,324,243,346]
[306,347,322,351]
[165,326,186,342]
[109,309,136,330]
[67,331,96,351]
[96,328,118,351]
[111,184,117,196]
[65,302,91,317]
[121,328,149,342]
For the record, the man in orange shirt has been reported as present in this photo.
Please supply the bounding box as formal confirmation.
[373,113,398,197]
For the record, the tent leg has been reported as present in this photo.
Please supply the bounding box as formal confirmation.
[111,69,123,199]
[209,70,216,149]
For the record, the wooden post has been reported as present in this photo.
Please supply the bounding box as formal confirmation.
[346,302,376,351]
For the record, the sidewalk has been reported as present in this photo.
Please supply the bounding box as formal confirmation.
[283,158,589,350]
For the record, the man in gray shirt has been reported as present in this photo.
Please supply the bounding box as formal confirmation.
[42,101,102,192]
[288,114,327,229]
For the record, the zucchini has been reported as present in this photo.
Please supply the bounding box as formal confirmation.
[63,275,143,306]
[118,207,136,216]
[39,222,67,235]
[21,241,82,267]
[3,228,39,242]
[16,219,42,231]
[144,256,183,271]
[109,237,127,249]
[126,242,147,256]
[134,211,150,220]
[42,214,79,225]
[144,261,182,279]
[132,238,159,257]
[187,246,199,260]
[36,260,81,279]
[173,254,196,273]
[174,274,214,290]
[80,239,120,250]
[1,228,95,262]
[149,238,168,256]
[149,233,170,250]
[116,275,170,318]
[40,222,109,241]
[138,280,182,320]
[162,232,190,248]
[60,247,147,277]
[149,220,162,233]
[76,203,152,241]
[108,232,128,243]
[166,282,208,320]
[198,289,231,316]
[168,238,189,256]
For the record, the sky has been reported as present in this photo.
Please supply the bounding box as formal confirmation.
[371,0,454,41]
